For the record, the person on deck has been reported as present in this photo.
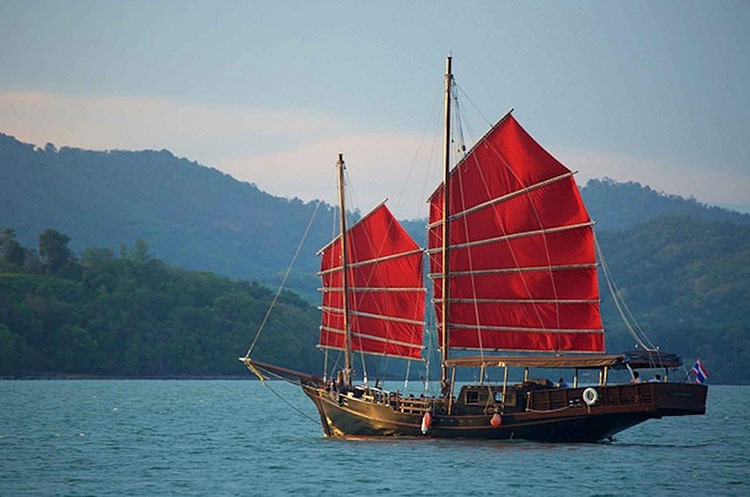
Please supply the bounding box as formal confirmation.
[648,374,662,383]
[556,377,569,388]
[630,371,641,384]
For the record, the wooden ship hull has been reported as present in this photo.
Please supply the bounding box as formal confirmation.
[302,381,707,442]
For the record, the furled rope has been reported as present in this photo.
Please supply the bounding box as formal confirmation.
[244,201,321,358]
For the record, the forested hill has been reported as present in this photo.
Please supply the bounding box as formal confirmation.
[0,233,320,377]
[597,214,750,383]
[0,133,338,302]
[2,132,747,303]
[581,178,750,230]
[2,133,749,382]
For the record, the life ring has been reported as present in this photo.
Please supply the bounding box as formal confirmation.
[582,387,599,406]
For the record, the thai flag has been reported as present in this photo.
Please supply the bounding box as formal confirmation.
[691,358,709,384]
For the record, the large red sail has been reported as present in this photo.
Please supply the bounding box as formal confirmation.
[428,113,603,353]
[318,203,425,360]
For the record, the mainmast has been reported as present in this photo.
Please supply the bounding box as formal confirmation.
[337,153,353,388]
[440,56,453,392]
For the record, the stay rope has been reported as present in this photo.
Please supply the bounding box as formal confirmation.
[244,201,321,358]
[453,82,552,354]
[250,366,320,425]
[594,234,657,352]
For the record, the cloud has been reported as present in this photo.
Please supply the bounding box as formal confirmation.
[0,91,350,164]
[0,91,443,218]
[217,132,442,220]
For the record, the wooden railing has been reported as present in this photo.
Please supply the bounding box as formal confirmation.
[528,383,656,411]
[361,389,446,415]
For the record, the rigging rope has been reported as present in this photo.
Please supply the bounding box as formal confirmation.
[340,169,370,384]
[263,383,319,425]
[594,234,656,351]
[457,81,659,359]
[250,366,320,425]
[244,201,321,358]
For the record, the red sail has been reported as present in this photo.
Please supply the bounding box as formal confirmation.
[318,203,425,360]
[427,113,603,353]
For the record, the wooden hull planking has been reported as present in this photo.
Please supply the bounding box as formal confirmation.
[302,382,707,442]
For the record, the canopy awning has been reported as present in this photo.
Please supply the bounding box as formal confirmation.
[444,351,682,370]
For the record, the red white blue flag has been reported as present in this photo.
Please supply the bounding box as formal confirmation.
[691,358,709,384]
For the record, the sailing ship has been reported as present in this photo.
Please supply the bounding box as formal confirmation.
[242,57,707,442]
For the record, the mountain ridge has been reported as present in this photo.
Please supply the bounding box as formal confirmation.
[2,132,749,382]
[3,131,748,300]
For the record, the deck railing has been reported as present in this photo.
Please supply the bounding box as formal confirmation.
[361,389,446,415]
[528,383,656,411]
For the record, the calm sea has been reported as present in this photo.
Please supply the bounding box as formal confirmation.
[1,380,747,496]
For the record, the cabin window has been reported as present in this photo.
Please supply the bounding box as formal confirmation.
[466,391,479,404]
[493,391,517,407]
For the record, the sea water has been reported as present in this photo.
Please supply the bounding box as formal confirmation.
[1,380,747,496]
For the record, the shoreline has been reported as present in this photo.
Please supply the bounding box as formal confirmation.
[0,374,743,385]
[0,373,258,380]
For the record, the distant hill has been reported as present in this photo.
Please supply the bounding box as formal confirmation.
[0,133,340,302]
[2,133,749,382]
[596,214,750,382]
[3,132,746,298]
[581,178,750,230]
[394,179,750,251]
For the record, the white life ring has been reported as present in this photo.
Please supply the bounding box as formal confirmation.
[582,387,599,406]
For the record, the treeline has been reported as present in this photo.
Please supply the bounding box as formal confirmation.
[4,132,748,307]
[598,214,750,383]
[582,178,750,229]
[0,133,340,304]
[0,229,321,377]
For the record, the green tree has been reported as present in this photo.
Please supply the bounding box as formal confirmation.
[38,229,73,273]
[81,247,114,268]
[0,229,25,266]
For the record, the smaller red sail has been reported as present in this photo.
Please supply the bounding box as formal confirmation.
[427,113,604,353]
[318,203,425,360]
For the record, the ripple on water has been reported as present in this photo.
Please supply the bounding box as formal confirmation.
[0,381,748,497]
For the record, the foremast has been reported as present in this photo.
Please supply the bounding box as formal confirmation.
[440,56,453,392]
[337,153,353,388]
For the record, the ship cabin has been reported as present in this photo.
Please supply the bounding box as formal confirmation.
[443,351,687,415]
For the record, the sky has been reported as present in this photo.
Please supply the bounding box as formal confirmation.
[1,0,748,219]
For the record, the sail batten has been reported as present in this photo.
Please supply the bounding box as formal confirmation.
[318,203,425,360]
[317,345,423,361]
[317,248,423,275]
[321,287,427,293]
[320,326,425,350]
[448,324,604,333]
[428,263,598,279]
[320,306,425,326]
[426,221,594,254]
[427,171,575,229]
[434,298,600,304]
[428,114,604,354]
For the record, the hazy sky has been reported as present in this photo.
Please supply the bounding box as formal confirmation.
[1,0,748,218]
